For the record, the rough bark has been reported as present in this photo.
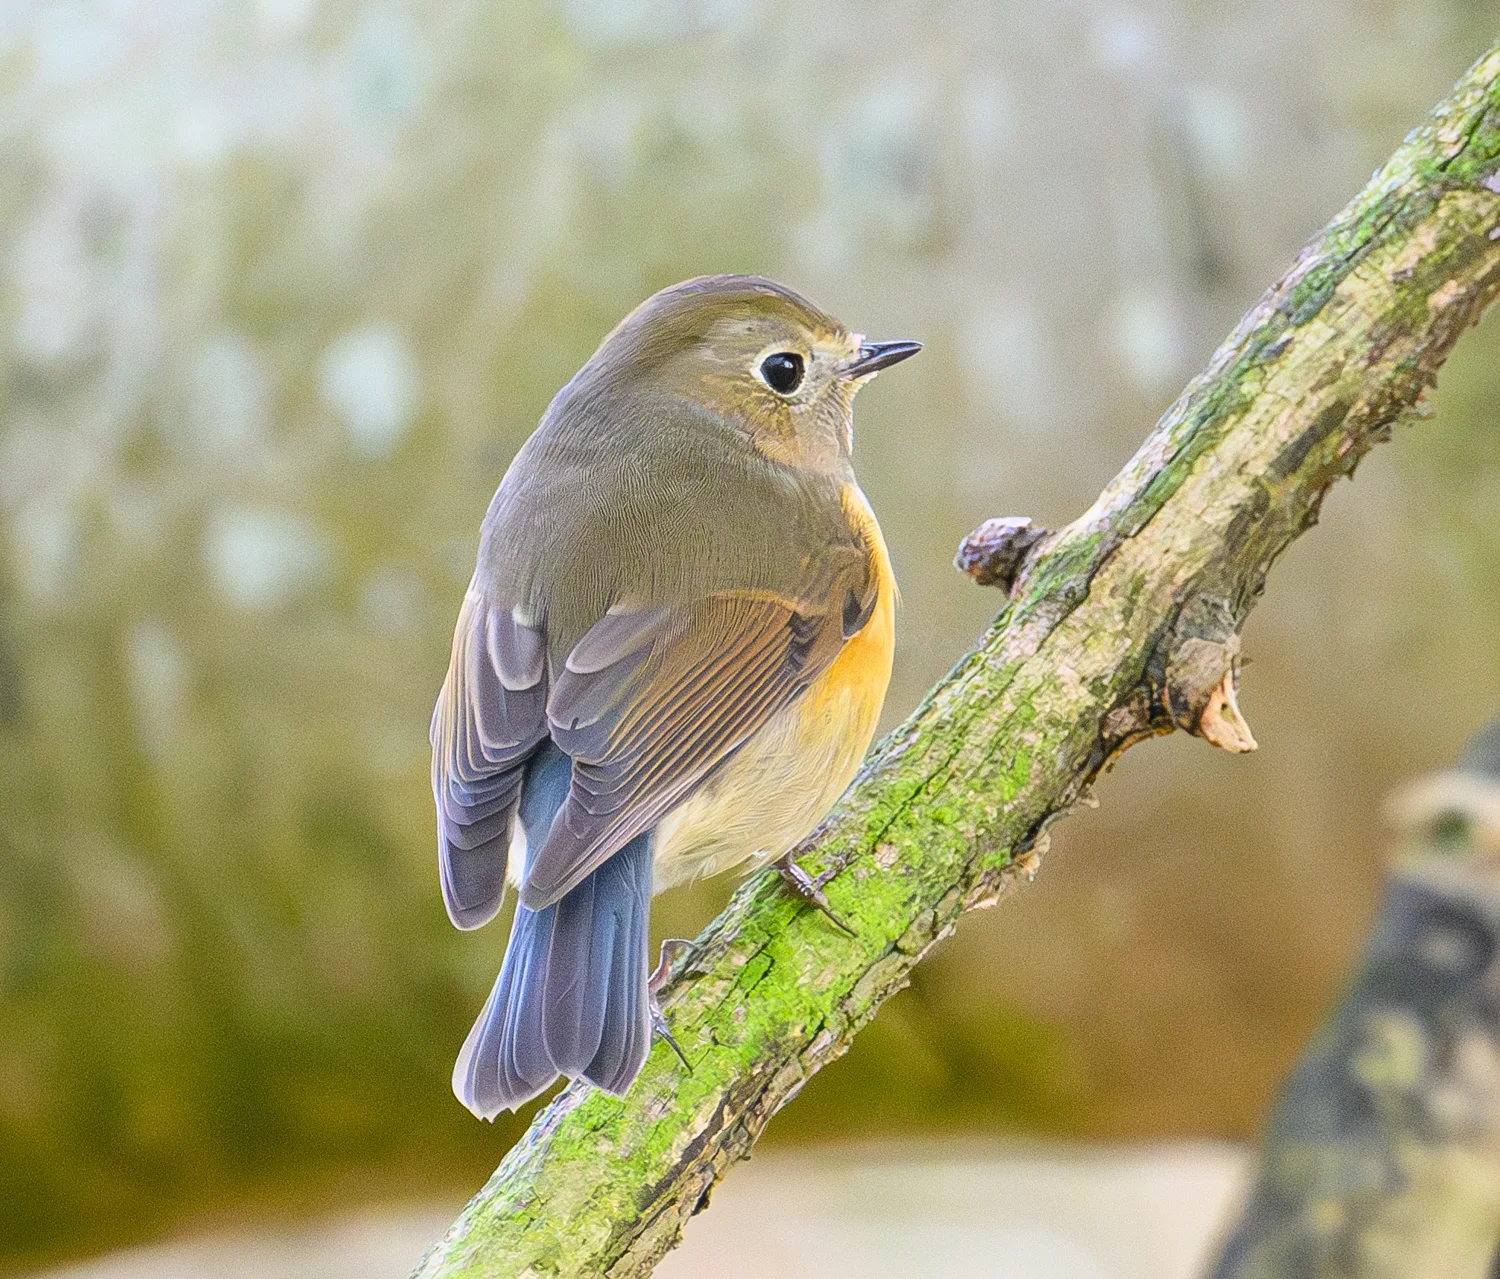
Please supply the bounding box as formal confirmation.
[414,41,1500,1279]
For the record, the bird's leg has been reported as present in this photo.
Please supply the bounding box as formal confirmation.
[774,853,856,936]
[649,938,693,1072]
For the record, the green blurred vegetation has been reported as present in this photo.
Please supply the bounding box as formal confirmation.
[2,0,1500,1269]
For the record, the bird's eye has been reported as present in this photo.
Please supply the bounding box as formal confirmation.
[759,351,804,395]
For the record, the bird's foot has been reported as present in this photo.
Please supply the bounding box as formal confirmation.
[774,855,856,936]
[649,938,693,1073]
[649,937,694,994]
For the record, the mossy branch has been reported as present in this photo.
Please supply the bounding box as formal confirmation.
[414,41,1500,1279]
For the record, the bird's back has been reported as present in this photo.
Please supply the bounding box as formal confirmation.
[474,386,870,659]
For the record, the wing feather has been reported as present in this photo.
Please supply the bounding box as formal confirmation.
[519,587,856,909]
[431,589,549,929]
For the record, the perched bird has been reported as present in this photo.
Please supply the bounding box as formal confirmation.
[430,275,918,1118]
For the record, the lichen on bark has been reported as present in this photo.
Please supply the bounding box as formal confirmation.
[414,40,1500,1279]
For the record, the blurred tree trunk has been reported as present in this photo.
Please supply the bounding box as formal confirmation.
[415,41,1500,1279]
[1210,720,1500,1279]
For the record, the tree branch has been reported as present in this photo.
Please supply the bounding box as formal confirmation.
[414,41,1500,1279]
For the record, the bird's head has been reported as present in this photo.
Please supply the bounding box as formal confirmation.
[570,274,920,470]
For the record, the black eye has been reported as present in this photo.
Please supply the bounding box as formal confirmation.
[760,351,804,394]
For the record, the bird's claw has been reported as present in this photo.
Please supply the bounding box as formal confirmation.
[775,856,856,936]
[649,991,692,1072]
[649,937,694,994]
[649,938,693,1073]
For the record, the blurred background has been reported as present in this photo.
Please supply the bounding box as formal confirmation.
[3,0,1500,1275]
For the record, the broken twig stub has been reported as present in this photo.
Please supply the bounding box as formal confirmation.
[1166,637,1257,753]
[955,516,1050,592]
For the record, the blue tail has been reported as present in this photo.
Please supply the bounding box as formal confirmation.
[452,744,653,1118]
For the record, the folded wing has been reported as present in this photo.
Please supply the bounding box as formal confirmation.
[430,589,549,929]
[521,577,873,910]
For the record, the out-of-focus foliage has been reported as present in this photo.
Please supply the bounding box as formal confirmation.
[1,0,1498,1266]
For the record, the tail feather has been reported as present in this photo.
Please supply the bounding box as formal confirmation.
[453,745,654,1119]
[543,838,653,1088]
[452,905,552,1114]
[580,886,653,1092]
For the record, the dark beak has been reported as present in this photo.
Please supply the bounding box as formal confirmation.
[842,339,922,379]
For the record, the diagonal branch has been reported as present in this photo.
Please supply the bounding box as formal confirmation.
[415,41,1500,1279]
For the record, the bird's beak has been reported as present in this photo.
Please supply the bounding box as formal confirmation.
[841,339,922,380]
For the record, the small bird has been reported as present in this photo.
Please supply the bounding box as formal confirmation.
[430,274,919,1117]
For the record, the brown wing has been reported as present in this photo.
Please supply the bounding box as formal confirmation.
[519,578,874,910]
[430,589,549,929]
